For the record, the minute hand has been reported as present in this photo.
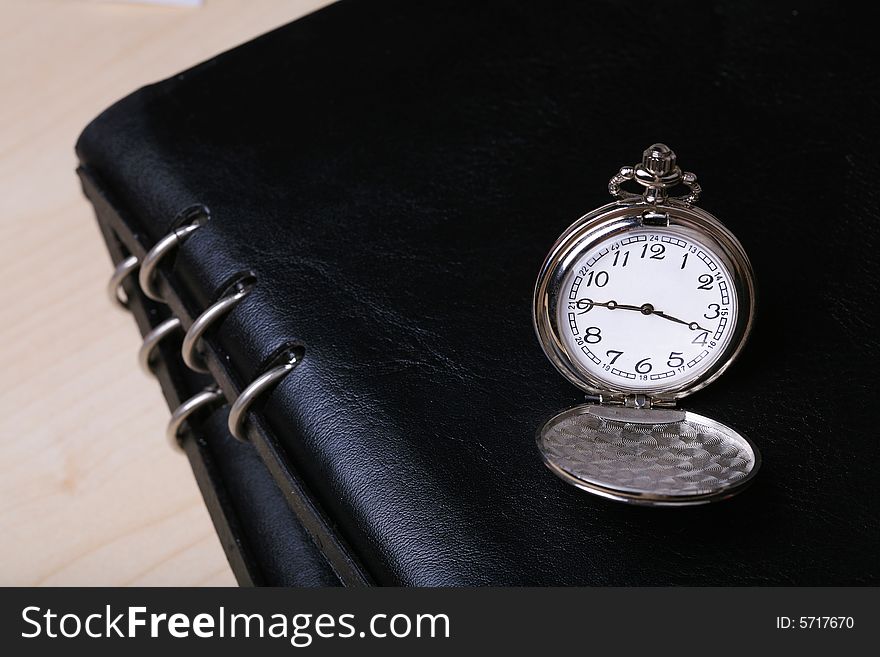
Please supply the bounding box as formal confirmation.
[651,309,708,332]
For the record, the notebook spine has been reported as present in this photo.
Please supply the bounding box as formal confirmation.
[107,207,300,451]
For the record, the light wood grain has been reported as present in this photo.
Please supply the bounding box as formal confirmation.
[0,0,332,586]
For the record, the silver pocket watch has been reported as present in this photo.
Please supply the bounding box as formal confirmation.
[533,144,759,506]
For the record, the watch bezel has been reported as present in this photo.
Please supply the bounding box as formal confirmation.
[533,198,755,401]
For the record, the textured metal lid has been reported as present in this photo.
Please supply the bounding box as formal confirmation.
[537,405,760,506]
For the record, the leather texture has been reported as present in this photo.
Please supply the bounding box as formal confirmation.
[77,0,879,585]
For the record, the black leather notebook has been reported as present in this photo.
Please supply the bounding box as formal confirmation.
[78,0,879,585]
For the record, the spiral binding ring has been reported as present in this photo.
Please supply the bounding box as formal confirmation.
[138,223,201,302]
[165,385,225,451]
[138,317,183,375]
[181,279,254,373]
[227,350,301,442]
[107,255,140,310]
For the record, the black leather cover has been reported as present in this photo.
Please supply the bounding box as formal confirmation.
[77,0,879,585]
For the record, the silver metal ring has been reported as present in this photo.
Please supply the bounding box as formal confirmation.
[138,223,201,302]
[107,255,140,309]
[138,317,183,375]
[165,385,225,451]
[228,351,301,442]
[181,281,253,373]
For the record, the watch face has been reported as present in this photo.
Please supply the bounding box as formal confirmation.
[556,226,738,393]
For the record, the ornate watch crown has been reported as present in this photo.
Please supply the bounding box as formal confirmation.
[608,143,701,205]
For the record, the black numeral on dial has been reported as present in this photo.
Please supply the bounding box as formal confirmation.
[692,331,709,345]
[667,352,684,368]
[605,350,623,364]
[585,270,609,287]
[697,274,714,290]
[704,303,720,319]
[635,357,652,373]
[575,298,594,314]
[585,327,602,343]
[641,243,665,260]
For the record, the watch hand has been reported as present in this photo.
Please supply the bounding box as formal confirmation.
[577,299,709,332]
[640,306,709,332]
[644,308,707,332]
[575,299,641,313]
[651,310,705,331]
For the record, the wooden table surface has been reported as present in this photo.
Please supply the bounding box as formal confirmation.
[0,0,330,586]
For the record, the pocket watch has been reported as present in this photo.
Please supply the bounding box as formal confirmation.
[533,144,759,506]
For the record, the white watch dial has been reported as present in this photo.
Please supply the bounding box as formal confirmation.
[558,227,738,392]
